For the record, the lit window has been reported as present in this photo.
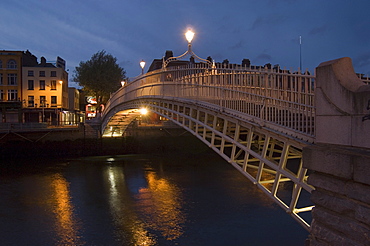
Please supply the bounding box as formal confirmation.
[7,89,17,101]
[28,96,34,107]
[40,96,46,107]
[8,74,17,85]
[51,96,57,106]
[7,60,17,69]
[50,80,56,90]
[40,80,45,90]
[28,80,34,90]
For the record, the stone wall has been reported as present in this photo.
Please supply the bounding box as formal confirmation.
[304,144,370,245]
[304,57,370,245]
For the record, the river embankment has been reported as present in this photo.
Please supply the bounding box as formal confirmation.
[1,125,209,161]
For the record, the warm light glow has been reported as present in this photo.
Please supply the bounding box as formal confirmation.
[137,172,185,240]
[140,108,148,115]
[59,80,63,85]
[121,81,125,86]
[140,60,146,69]
[50,173,81,245]
[185,29,194,43]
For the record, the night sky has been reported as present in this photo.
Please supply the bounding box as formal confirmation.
[2,0,369,86]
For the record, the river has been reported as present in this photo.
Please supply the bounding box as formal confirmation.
[0,136,308,245]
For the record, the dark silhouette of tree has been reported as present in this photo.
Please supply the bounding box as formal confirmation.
[73,50,126,105]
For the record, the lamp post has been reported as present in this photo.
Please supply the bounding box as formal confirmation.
[140,60,146,75]
[163,28,212,68]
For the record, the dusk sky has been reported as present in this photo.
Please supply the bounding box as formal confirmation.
[2,0,370,86]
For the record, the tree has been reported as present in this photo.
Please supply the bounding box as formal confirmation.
[73,50,126,105]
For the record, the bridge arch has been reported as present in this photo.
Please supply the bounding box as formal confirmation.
[101,63,317,229]
[100,56,370,244]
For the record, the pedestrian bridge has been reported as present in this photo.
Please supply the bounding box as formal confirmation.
[101,57,370,232]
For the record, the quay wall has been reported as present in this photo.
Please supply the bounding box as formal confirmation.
[304,57,370,245]
[0,122,206,161]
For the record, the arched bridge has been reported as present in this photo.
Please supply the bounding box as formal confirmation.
[101,57,370,232]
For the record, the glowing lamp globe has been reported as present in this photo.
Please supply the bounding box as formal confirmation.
[185,30,194,44]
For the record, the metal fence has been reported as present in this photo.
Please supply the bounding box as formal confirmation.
[105,64,316,142]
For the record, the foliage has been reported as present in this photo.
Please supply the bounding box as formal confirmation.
[73,50,126,104]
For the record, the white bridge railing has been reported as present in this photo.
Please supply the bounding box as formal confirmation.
[104,63,316,142]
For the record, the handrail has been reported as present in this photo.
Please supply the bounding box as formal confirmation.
[103,64,316,142]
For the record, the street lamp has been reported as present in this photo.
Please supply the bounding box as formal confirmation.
[163,28,212,68]
[185,29,194,44]
[140,60,146,75]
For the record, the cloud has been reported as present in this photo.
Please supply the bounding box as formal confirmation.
[251,15,289,30]
[353,52,370,73]
[229,40,244,50]
[308,25,329,35]
[254,53,272,64]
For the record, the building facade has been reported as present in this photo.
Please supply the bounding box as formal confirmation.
[0,50,74,125]
[22,55,69,124]
[0,51,23,122]
[68,87,84,124]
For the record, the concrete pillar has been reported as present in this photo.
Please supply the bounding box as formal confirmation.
[304,57,370,245]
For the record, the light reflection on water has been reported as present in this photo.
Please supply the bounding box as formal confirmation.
[137,171,185,241]
[0,169,84,245]
[49,173,83,245]
[106,165,158,245]
[0,153,308,245]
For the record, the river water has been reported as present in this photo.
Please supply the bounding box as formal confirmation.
[0,148,308,245]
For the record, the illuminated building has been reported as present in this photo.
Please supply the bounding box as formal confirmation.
[22,53,69,124]
[0,50,23,122]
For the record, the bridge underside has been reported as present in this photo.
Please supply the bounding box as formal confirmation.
[102,108,142,137]
[102,98,314,230]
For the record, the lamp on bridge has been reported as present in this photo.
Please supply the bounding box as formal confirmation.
[140,60,146,75]
[162,28,212,68]
[185,30,194,44]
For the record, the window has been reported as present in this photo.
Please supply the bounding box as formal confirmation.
[28,70,34,76]
[39,71,45,77]
[0,90,3,101]
[28,96,34,107]
[50,80,56,90]
[51,96,57,106]
[27,80,34,90]
[40,96,46,107]
[8,74,17,85]
[40,80,45,90]
[7,89,17,101]
[0,73,2,85]
[7,60,17,69]
[50,71,56,77]
[0,60,2,69]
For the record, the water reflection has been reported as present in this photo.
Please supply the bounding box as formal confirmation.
[106,164,157,245]
[1,154,308,245]
[50,173,82,245]
[137,171,185,240]
[105,160,185,244]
